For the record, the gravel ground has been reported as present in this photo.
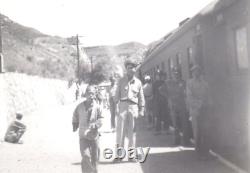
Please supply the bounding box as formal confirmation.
[0,101,237,173]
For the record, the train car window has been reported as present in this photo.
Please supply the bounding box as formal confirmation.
[176,53,181,68]
[156,65,160,73]
[187,47,194,77]
[235,26,249,71]
[176,53,182,78]
[170,58,174,70]
[167,59,171,79]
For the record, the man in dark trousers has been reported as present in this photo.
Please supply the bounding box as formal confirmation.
[152,70,169,135]
[72,85,103,173]
[167,68,190,145]
[108,75,118,132]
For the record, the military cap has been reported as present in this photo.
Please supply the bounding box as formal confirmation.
[144,75,151,81]
[190,64,201,72]
[16,113,23,120]
[172,67,180,74]
[124,58,139,68]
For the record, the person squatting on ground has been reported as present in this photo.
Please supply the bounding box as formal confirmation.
[142,75,154,130]
[186,65,211,159]
[164,68,190,146]
[114,58,145,162]
[72,85,103,173]
[152,70,170,135]
[4,113,26,144]
[107,75,118,132]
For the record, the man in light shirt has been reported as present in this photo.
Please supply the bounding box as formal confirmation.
[114,58,145,162]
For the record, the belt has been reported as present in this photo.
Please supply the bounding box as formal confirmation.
[120,99,137,104]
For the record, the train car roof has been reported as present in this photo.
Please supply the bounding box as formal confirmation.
[141,0,237,68]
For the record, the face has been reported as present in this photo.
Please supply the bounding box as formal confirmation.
[85,87,96,101]
[126,64,136,77]
[155,75,160,80]
[173,73,180,80]
[192,69,201,78]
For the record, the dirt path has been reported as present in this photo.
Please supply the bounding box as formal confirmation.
[0,101,237,173]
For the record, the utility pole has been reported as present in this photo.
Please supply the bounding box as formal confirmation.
[0,16,4,73]
[76,34,80,82]
[90,56,93,74]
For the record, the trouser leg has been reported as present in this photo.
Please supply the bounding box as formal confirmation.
[127,113,136,148]
[110,100,116,129]
[198,115,209,155]
[5,128,26,143]
[191,115,201,152]
[116,102,127,148]
[116,116,125,148]
[90,140,99,172]
[180,110,190,145]
[171,109,180,144]
[5,133,19,143]
[80,138,94,173]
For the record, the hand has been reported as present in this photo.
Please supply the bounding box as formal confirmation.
[139,110,144,117]
[89,123,97,129]
[72,123,78,132]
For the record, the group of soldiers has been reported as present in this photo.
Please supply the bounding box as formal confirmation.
[2,56,211,173]
[143,64,211,159]
[72,58,211,173]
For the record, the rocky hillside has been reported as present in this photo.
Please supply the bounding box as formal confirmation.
[0,72,86,139]
[0,14,147,81]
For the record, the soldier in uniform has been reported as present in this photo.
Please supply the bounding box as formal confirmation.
[108,75,118,132]
[166,68,189,145]
[186,65,211,159]
[152,70,169,135]
[143,75,154,129]
[72,85,103,173]
[114,58,145,161]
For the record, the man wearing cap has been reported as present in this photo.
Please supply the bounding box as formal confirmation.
[164,67,189,146]
[114,58,145,161]
[72,85,103,173]
[152,70,169,135]
[4,113,26,144]
[108,75,118,132]
[143,75,154,129]
[186,65,211,159]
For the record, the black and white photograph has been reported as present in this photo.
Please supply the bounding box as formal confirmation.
[0,0,249,172]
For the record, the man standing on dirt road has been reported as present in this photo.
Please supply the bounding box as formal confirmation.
[114,58,145,162]
[72,85,103,173]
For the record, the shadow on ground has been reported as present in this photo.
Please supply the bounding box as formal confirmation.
[134,118,237,173]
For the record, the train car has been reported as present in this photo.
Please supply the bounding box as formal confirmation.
[139,0,249,171]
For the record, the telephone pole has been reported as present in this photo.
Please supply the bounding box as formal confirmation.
[90,56,93,74]
[76,34,80,82]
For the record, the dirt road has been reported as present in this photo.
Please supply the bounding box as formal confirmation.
[0,101,237,173]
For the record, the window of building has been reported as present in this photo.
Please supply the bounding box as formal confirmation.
[235,26,249,71]
[176,53,182,77]
[156,65,160,71]
[187,47,194,77]
[167,59,171,79]
[176,53,181,68]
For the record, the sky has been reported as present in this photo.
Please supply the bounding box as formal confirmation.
[0,0,213,46]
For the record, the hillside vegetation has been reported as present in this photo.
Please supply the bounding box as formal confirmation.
[1,14,147,83]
